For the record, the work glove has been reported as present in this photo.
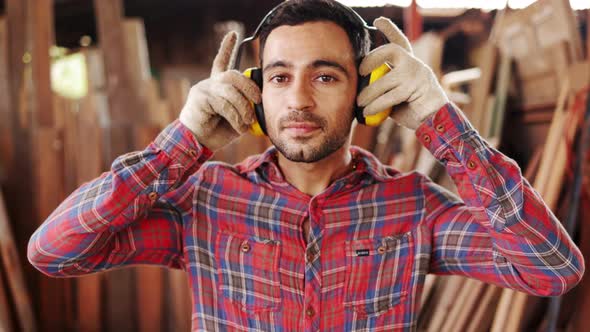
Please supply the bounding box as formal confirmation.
[357,17,449,130]
[179,32,261,151]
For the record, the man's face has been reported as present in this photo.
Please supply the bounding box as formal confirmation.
[261,21,358,163]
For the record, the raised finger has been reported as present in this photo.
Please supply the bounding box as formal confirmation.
[211,31,239,75]
[373,17,413,54]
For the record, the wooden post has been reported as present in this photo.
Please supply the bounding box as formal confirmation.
[0,190,36,332]
[403,0,422,42]
[93,1,146,330]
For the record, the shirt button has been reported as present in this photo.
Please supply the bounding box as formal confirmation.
[377,246,386,254]
[188,149,198,158]
[306,306,315,317]
[148,192,158,202]
[422,134,431,144]
[241,241,251,253]
[436,124,445,132]
[467,160,477,169]
[306,253,314,262]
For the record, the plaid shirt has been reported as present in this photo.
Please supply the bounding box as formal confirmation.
[28,103,584,331]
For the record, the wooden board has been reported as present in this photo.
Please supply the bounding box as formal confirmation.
[73,92,106,332]
[0,190,35,332]
[426,276,465,332]
[0,267,14,331]
[94,1,146,330]
[469,42,497,132]
[439,279,479,332]
[465,285,502,332]
[133,125,165,332]
[166,269,192,332]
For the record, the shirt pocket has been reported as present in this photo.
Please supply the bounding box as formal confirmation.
[343,230,414,316]
[215,231,282,312]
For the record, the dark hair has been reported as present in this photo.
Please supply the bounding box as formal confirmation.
[257,0,371,63]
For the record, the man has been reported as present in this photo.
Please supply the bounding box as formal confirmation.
[28,0,584,331]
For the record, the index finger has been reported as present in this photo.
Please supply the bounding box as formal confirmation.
[211,31,239,75]
[373,17,413,54]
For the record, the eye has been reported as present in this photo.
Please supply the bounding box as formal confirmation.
[269,74,289,84]
[316,74,337,83]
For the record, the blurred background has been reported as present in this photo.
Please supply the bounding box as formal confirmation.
[0,0,589,331]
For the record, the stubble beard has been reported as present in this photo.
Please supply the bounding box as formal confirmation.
[268,110,353,163]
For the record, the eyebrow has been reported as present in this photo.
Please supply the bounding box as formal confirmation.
[262,59,350,78]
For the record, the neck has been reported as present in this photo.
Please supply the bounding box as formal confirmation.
[277,143,353,197]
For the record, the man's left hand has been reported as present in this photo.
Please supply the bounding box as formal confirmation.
[357,17,449,130]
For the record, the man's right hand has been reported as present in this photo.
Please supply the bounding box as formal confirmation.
[179,32,261,151]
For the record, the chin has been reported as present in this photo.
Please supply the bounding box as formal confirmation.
[272,138,344,163]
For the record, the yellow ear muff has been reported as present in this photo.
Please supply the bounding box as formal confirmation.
[243,68,265,136]
[364,63,392,126]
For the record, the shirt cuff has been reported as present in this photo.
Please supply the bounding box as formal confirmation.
[154,119,213,168]
[415,102,478,160]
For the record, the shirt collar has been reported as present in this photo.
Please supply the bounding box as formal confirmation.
[236,145,394,187]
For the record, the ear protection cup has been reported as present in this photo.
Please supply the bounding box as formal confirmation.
[244,63,392,137]
[242,68,266,136]
[355,63,392,126]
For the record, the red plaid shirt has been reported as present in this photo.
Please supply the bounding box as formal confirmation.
[28,103,584,331]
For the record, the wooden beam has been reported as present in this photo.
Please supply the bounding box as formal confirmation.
[31,0,54,127]
[93,0,142,124]
[403,0,422,42]
[5,0,27,130]
[93,1,143,330]
[75,89,108,332]
[0,190,36,332]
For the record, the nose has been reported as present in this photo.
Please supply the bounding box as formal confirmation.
[286,76,314,111]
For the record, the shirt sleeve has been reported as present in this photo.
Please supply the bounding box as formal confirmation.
[417,103,585,296]
[27,120,213,277]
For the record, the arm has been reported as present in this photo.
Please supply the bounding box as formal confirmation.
[419,103,584,296]
[357,17,583,296]
[27,121,212,277]
[28,31,259,277]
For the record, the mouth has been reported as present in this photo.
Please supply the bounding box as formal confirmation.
[282,122,322,136]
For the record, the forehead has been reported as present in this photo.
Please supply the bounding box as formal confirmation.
[262,21,356,67]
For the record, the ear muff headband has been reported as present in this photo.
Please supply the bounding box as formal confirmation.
[235,1,392,136]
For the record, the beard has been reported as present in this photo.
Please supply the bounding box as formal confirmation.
[268,110,353,163]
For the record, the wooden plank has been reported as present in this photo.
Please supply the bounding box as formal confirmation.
[426,276,465,332]
[162,78,190,121]
[490,288,515,332]
[489,53,511,140]
[93,0,143,124]
[451,281,488,331]
[33,128,69,332]
[534,79,569,201]
[440,279,479,332]
[0,266,14,332]
[123,18,151,90]
[167,270,191,332]
[465,285,502,332]
[5,0,27,129]
[75,91,107,332]
[31,0,54,127]
[0,189,35,332]
[94,1,144,330]
[133,126,165,332]
[469,43,497,132]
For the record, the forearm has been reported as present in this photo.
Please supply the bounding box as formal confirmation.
[27,120,212,276]
[421,103,584,295]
